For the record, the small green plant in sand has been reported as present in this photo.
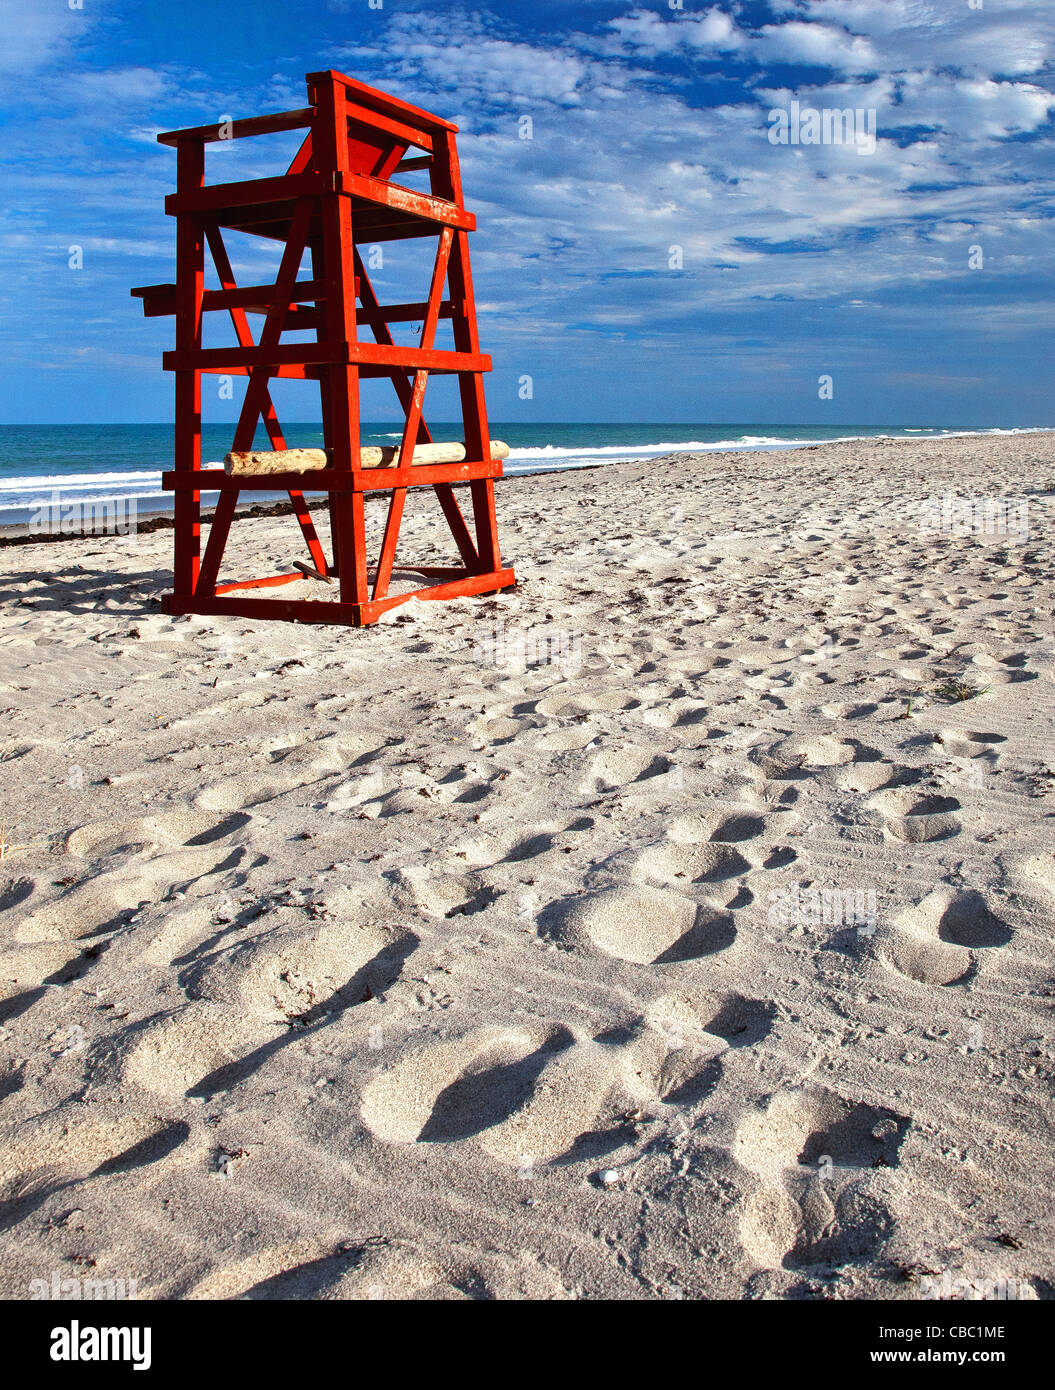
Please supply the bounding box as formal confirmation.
[934,677,989,703]
[897,688,928,719]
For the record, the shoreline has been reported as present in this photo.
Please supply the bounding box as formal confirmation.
[2,428,1052,546]
[2,424,1053,527]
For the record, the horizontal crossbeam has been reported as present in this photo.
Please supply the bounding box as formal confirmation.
[166,172,332,215]
[158,108,314,147]
[162,458,505,492]
[163,567,515,625]
[336,173,473,228]
[165,172,472,229]
[134,283,457,323]
[163,343,490,373]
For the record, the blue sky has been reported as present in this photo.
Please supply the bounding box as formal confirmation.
[0,0,1052,425]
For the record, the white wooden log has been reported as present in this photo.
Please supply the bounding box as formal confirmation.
[224,440,510,476]
[225,447,329,475]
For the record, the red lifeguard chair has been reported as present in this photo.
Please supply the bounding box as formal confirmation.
[132,70,515,625]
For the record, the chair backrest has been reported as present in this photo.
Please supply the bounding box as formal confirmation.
[157,70,454,185]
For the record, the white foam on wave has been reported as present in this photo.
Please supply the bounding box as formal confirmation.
[0,470,162,493]
[1,427,1051,513]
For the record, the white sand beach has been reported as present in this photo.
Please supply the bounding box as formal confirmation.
[0,431,1053,1301]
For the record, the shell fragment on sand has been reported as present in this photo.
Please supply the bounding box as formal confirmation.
[224,440,511,476]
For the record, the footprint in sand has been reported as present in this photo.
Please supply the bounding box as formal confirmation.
[774,735,876,769]
[118,1002,259,1098]
[622,841,754,888]
[178,918,415,1020]
[733,1084,910,1270]
[876,885,1013,986]
[187,1236,545,1302]
[932,729,1008,761]
[612,807,795,891]
[194,733,360,812]
[64,809,249,861]
[579,746,673,792]
[0,877,34,913]
[1004,853,1055,910]
[539,884,736,964]
[968,653,1040,688]
[835,760,924,795]
[0,1113,192,1234]
[868,788,962,843]
[122,924,417,1098]
[710,812,768,843]
[452,822,580,870]
[388,867,501,919]
[819,701,882,721]
[360,1025,611,1161]
[535,690,641,719]
[14,812,254,953]
[465,713,529,747]
[644,990,776,1104]
[749,735,875,779]
[640,696,711,731]
[361,997,773,1167]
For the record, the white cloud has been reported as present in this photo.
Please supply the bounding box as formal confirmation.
[404,38,588,106]
[757,21,879,73]
[0,0,91,75]
[686,7,747,52]
[317,7,1055,341]
[72,67,172,104]
[891,71,1055,141]
[608,6,747,56]
[772,0,1053,78]
[336,15,594,108]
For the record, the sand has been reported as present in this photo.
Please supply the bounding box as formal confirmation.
[0,431,1053,1301]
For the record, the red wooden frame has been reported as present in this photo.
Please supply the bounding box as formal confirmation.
[133,70,514,626]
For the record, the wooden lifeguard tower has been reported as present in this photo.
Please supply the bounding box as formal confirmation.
[132,70,515,626]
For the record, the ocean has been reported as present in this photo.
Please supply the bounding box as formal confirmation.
[0,422,1049,527]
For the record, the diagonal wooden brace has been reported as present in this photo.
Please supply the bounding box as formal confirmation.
[207,214,327,578]
[232,196,314,451]
[372,228,454,600]
[354,237,480,577]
